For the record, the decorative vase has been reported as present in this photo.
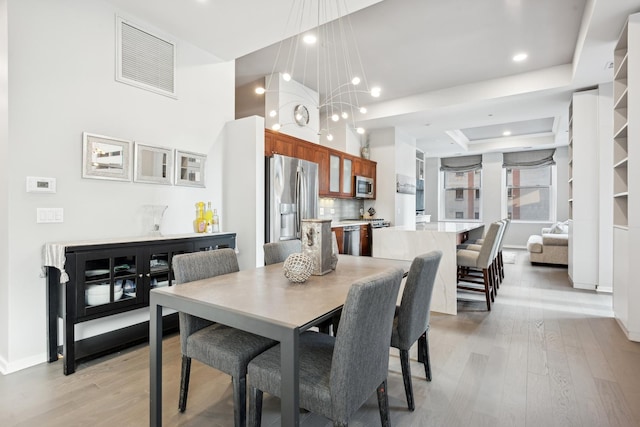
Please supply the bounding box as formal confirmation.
[301,219,333,275]
[361,146,370,159]
[283,253,314,283]
[330,231,339,270]
[143,205,168,237]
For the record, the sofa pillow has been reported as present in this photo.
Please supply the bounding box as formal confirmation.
[550,222,568,234]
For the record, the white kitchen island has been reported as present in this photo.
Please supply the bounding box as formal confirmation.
[372,222,484,315]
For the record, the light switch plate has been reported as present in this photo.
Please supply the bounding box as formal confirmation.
[37,208,63,223]
[27,176,56,193]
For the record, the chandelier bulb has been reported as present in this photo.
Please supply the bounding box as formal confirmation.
[351,77,361,85]
[331,114,340,122]
[370,87,381,98]
[359,107,367,114]
[272,123,281,131]
[327,133,334,141]
[341,112,349,119]
[303,34,317,44]
[283,73,291,82]
[269,110,277,117]
[255,87,266,95]
[356,127,365,134]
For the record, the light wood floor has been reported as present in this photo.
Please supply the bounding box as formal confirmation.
[2,249,640,426]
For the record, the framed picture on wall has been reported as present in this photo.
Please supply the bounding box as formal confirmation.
[174,150,206,187]
[82,132,132,181]
[396,173,416,194]
[134,143,174,185]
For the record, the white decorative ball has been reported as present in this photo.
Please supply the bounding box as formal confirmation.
[283,253,314,283]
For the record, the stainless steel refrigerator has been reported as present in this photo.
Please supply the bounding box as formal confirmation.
[266,154,319,243]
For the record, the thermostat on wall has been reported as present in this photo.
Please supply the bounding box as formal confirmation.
[26,176,56,193]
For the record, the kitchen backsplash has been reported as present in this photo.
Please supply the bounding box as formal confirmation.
[318,198,364,221]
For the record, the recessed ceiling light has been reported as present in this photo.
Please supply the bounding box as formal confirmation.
[513,53,528,62]
[503,131,512,136]
[303,34,317,44]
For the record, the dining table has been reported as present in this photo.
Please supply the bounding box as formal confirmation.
[149,254,411,426]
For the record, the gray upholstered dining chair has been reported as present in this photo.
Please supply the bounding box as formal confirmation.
[263,239,302,265]
[391,250,442,411]
[172,248,277,427]
[247,267,404,427]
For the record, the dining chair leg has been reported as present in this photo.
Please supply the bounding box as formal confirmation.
[318,319,331,335]
[178,355,191,412]
[418,332,432,381]
[248,387,263,427]
[233,376,247,427]
[491,260,499,297]
[490,267,496,302]
[499,250,505,281]
[332,313,341,336]
[399,349,415,411]
[377,380,391,427]
[483,269,491,311]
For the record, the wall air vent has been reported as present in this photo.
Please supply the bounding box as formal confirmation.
[116,16,176,98]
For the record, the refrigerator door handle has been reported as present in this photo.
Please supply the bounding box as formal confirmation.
[295,168,302,237]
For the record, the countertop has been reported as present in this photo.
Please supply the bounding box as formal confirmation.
[330,220,371,227]
[375,221,483,233]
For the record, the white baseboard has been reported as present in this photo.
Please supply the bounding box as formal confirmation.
[615,317,640,342]
[0,352,47,375]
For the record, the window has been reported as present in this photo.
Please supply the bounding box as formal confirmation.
[506,166,552,221]
[443,169,481,220]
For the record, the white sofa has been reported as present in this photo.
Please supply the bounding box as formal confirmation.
[526,224,568,266]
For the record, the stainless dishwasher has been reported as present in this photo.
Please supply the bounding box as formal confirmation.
[343,225,361,256]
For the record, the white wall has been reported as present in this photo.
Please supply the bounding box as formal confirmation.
[394,130,417,226]
[598,83,613,291]
[1,0,235,373]
[366,128,396,221]
[0,0,8,365]
[424,158,440,221]
[265,73,319,143]
[224,116,265,270]
[481,153,503,222]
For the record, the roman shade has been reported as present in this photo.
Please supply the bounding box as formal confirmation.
[502,149,556,169]
[440,155,482,172]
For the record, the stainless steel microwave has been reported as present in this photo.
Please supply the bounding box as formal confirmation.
[354,175,374,198]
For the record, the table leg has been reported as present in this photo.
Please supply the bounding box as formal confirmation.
[149,297,163,427]
[280,327,300,426]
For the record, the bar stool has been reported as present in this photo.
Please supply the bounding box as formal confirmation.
[456,222,501,310]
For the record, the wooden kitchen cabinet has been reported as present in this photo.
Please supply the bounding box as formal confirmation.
[327,149,357,198]
[360,224,371,256]
[313,146,330,195]
[332,227,344,254]
[265,129,317,160]
[353,157,375,179]
[264,129,376,199]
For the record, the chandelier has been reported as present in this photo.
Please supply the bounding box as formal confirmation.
[255,0,381,142]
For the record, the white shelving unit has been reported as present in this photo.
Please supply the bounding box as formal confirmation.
[567,89,599,290]
[613,13,640,342]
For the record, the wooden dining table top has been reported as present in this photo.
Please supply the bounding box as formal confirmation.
[153,254,411,330]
